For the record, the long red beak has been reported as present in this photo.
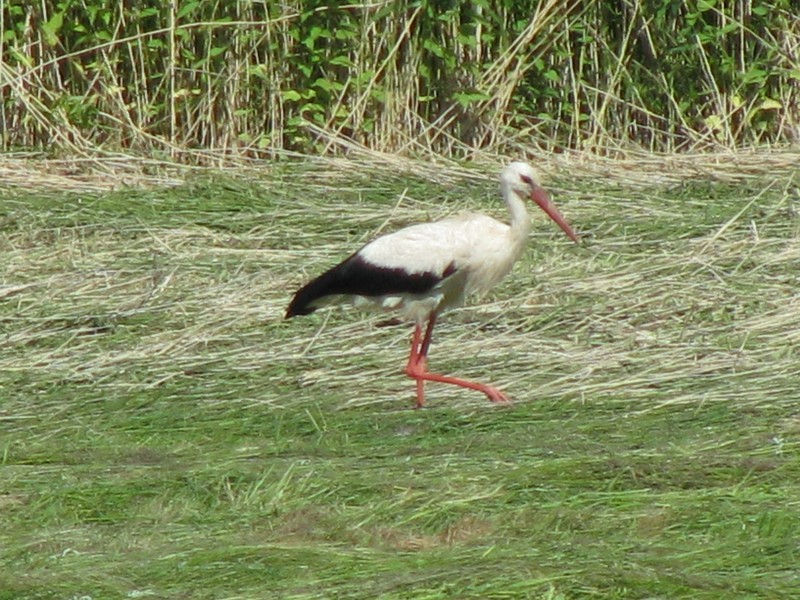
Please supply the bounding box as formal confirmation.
[531,187,579,243]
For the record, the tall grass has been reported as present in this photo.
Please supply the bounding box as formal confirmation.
[1,0,798,158]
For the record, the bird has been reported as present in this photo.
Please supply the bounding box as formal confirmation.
[286,162,579,408]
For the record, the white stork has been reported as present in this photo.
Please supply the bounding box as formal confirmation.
[286,162,579,408]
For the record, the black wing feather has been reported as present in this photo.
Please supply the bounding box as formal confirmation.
[285,253,456,318]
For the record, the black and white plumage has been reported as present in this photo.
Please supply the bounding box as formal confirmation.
[286,162,579,407]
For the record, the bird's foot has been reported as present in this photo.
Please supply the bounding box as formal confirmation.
[483,386,511,404]
[405,361,510,406]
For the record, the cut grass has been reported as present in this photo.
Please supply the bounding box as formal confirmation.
[1,158,799,598]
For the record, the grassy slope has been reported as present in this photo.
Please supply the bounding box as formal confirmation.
[1,161,799,599]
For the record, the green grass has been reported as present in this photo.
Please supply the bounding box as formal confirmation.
[2,159,800,599]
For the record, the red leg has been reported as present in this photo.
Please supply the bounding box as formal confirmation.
[405,322,426,407]
[404,312,509,406]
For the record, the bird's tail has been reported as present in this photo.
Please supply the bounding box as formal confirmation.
[286,257,357,318]
[285,275,328,318]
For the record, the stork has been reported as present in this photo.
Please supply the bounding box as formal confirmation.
[286,162,579,407]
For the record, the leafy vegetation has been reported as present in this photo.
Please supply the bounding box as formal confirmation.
[1,160,799,598]
[2,0,798,156]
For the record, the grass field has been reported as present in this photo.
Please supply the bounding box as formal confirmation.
[1,157,799,598]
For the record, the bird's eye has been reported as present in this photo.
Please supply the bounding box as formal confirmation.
[520,174,533,185]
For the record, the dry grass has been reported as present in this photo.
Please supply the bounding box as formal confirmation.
[2,144,800,195]
[2,154,798,409]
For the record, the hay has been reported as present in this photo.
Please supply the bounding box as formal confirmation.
[1,146,799,195]
[2,154,798,414]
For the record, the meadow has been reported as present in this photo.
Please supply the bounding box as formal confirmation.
[1,155,799,598]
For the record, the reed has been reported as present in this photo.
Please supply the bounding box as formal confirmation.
[2,0,798,158]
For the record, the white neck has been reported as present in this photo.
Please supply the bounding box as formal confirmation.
[501,181,532,242]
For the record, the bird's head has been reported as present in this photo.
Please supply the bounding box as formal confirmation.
[501,161,579,243]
